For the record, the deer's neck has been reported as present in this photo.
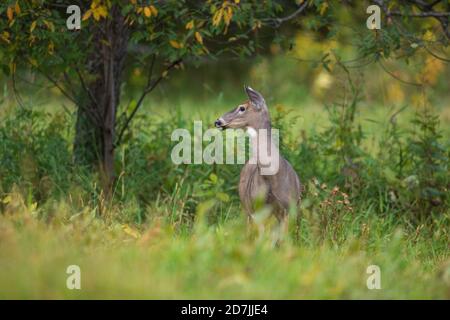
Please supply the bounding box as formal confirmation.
[247,122,280,175]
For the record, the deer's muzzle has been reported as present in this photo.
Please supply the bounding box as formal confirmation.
[214,118,227,129]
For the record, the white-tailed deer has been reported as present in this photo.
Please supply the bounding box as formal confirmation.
[215,86,302,239]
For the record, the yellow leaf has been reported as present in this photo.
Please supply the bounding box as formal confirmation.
[122,224,140,239]
[48,41,54,55]
[44,20,55,32]
[7,6,13,21]
[223,7,233,26]
[234,0,240,3]
[195,31,203,45]
[0,34,10,44]
[30,21,37,33]
[143,7,151,17]
[97,6,108,18]
[319,2,328,16]
[212,8,223,27]
[252,20,262,30]
[1,31,10,41]
[423,30,436,42]
[29,202,37,211]
[186,20,194,30]
[169,40,182,49]
[162,70,168,78]
[150,5,158,16]
[82,9,92,21]
[2,195,11,204]
[14,2,21,14]
[28,57,38,67]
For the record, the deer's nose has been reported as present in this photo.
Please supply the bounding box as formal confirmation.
[214,119,222,128]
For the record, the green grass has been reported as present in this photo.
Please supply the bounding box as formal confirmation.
[0,198,449,299]
[0,98,449,299]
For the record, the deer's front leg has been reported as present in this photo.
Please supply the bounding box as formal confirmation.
[241,199,254,222]
[271,207,288,246]
[238,163,260,220]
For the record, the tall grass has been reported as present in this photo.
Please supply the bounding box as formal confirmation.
[0,89,449,298]
[0,189,448,299]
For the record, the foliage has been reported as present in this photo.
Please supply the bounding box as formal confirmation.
[0,185,449,299]
[0,0,288,85]
[407,105,449,217]
[0,108,72,200]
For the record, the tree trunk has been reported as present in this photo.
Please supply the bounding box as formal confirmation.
[73,5,129,195]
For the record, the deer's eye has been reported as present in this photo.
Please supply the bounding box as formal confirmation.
[239,106,246,112]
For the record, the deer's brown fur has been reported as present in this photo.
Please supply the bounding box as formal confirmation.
[215,86,302,235]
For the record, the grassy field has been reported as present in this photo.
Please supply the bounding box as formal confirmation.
[0,94,449,299]
[0,207,449,299]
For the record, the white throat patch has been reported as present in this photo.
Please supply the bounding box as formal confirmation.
[246,127,257,138]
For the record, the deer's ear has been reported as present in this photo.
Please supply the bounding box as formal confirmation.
[244,85,265,110]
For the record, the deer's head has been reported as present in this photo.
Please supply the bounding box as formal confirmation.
[215,86,270,131]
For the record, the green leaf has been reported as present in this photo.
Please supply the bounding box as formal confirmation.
[209,173,218,184]
[216,192,230,202]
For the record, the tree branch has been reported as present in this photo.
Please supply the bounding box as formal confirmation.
[74,66,101,112]
[375,0,450,39]
[406,0,443,10]
[11,64,25,109]
[263,1,308,28]
[36,66,78,104]
[117,54,156,124]
[115,58,182,147]
[388,10,450,17]
[429,0,443,7]
[423,46,450,62]
[378,59,423,87]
